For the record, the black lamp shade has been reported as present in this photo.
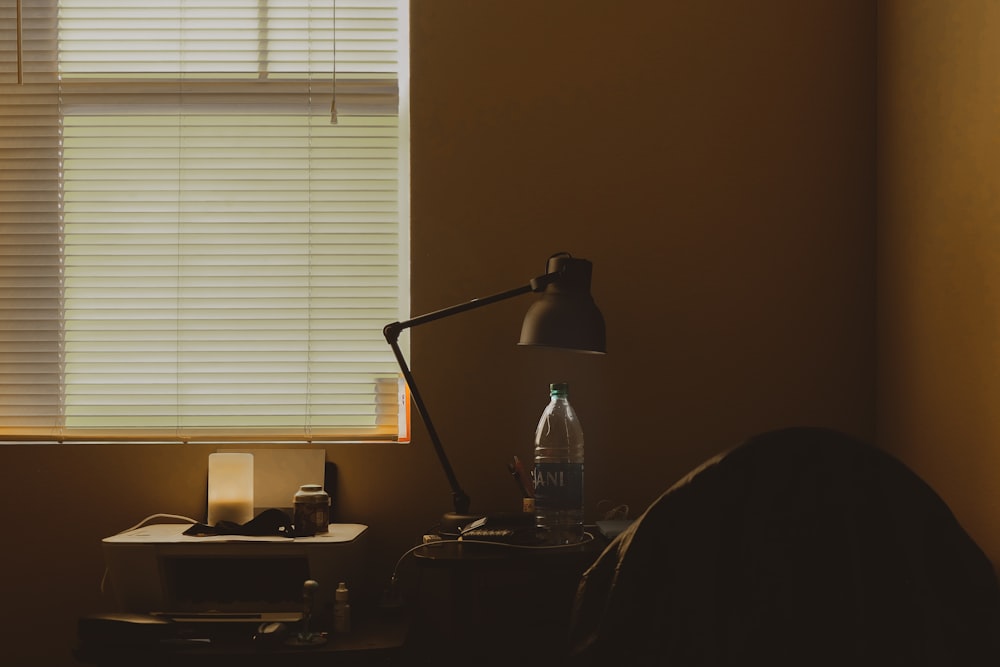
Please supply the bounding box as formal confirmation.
[518,255,606,353]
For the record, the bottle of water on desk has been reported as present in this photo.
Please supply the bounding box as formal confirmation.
[533,382,585,544]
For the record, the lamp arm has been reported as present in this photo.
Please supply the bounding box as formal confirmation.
[382,269,561,516]
[384,332,470,515]
[384,284,531,339]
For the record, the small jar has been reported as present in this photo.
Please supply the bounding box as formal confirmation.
[293,484,330,536]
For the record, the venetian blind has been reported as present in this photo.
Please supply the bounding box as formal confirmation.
[0,0,408,443]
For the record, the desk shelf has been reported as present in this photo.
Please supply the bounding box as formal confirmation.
[75,612,408,667]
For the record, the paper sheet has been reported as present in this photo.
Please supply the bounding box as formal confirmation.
[220,447,326,515]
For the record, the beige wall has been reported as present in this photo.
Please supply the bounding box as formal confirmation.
[878,0,1000,567]
[0,2,876,664]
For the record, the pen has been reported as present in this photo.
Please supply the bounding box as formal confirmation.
[512,456,534,498]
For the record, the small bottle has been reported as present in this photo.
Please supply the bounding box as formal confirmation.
[533,382,585,544]
[293,484,330,536]
[333,581,352,633]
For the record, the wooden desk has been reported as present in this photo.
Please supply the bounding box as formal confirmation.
[402,533,605,666]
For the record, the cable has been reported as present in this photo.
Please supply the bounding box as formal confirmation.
[388,531,597,588]
[120,513,199,533]
[596,500,630,521]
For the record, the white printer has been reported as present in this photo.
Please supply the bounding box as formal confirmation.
[102,522,368,623]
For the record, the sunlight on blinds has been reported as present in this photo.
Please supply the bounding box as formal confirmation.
[0,0,408,443]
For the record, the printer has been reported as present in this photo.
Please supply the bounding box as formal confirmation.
[102,522,368,623]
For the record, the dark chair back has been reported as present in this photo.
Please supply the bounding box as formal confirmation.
[570,427,1000,666]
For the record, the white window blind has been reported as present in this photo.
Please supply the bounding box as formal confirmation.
[0,0,409,443]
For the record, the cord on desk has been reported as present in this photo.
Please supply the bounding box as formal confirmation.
[385,531,597,607]
[120,513,199,533]
[596,500,630,521]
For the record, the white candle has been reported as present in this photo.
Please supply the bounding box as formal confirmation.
[207,453,254,526]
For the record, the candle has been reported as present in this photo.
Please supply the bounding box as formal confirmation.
[207,453,254,526]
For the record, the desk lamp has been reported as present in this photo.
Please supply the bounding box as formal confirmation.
[383,252,605,524]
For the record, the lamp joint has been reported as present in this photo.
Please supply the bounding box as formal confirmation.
[383,322,403,344]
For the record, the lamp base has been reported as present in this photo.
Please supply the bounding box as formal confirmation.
[439,511,534,537]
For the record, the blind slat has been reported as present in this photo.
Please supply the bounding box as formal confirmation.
[0,0,408,443]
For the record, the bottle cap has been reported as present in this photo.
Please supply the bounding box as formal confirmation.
[549,382,569,395]
[335,581,349,601]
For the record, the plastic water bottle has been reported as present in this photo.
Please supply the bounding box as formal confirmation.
[533,382,585,544]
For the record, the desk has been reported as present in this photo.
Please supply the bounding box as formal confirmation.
[402,533,605,666]
[74,611,408,666]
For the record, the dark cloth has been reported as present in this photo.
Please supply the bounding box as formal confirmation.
[182,508,294,537]
[569,427,1000,666]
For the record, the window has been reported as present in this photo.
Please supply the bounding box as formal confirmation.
[0,0,408,443]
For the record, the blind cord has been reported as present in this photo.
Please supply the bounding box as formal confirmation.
[16,0,23,84]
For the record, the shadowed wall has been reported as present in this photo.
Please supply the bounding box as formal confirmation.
[0,2,878,664]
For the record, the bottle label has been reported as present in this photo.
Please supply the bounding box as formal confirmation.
[533,463,583,510]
